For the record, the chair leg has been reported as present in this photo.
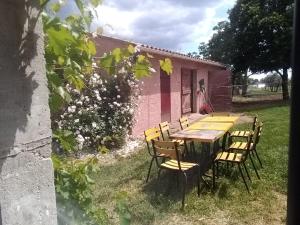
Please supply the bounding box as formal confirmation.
[184,141,189,157]
[249,154,260,179]
[146,157,155,183]
[242,162,252,182]
[181,172,188,209]
[212,161,216,189]
[201,175,210,189]
[176,171,179,187]
[192,141,196,157]
[197,167,200,196]
[238,164,250,193]
[254,149,263,168]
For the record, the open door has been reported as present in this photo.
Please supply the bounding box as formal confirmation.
[181,68,193,114]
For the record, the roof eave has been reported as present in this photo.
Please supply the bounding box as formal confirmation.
[140,46,226,69]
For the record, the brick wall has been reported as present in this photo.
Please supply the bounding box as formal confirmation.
[208,69,232,111]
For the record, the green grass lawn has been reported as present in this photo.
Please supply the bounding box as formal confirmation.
[92,105,289,225]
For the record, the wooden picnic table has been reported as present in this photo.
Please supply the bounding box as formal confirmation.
[169,115,241,176]
[170,116,238,143]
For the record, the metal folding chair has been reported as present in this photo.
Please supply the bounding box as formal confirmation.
[144,127,165,182]
[159,121,187,156]
[230,114,258,140]
[178,116,196,157]
[152,140,208,209]
[213,132,254,192]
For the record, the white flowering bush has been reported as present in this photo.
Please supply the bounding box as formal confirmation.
[54,48,142,152]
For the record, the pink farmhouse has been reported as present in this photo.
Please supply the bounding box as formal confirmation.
[94,36,232,136]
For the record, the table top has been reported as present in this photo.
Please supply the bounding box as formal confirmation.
[187,121,233,131]
[169,115,240,143]
[199,116,239,123]
[170,129,225,143]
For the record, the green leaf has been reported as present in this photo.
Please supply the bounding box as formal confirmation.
[137,55,146,63]
[58,56,65,65]
[39,0,50,7]
[53,129,78,152]
[98,145,109,154]
[133,62,150,79]
[49,93,64,113]
[75,0,84,15]
[87,40,96,56]
[128,45,135,54]
[55,86,72,103]
[90,0,102,7]
[47,71,63,87]
[112,48,122,63]
[99,54,115,75]
[64,67,85,90]
[159,58,173,75]
[46,27,76,56]
[51,3,61,13]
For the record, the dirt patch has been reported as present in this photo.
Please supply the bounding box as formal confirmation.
[232,99,289,112]
[235,114,254,124]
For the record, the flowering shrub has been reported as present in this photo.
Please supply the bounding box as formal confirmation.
[54,47,142,151]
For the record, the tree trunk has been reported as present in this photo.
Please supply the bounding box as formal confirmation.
[281,68,290,100]
[241,72,248,97]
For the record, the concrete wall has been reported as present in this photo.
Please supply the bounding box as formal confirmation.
[0,1,57,224]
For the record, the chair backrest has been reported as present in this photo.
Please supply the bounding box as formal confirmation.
[210,112,230,117]
[144,127,161,156]
[159,121,171,140]
[252,122,263,147]
[241,132,254,161]
[152,140,183,170]
[251,114,259,131]
[179,116,189,130]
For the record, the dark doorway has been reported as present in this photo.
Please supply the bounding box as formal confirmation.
[160,69,171,122]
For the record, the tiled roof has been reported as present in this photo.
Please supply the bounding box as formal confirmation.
[98,35,226,68]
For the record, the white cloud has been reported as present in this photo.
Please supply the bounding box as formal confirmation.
[82,0,236,53]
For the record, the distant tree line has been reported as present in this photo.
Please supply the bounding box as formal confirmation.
[192,0,293,100]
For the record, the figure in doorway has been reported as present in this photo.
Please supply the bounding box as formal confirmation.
[199,79,214,114]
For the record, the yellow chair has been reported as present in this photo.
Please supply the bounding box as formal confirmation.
[144,127,167,183]
[179,116,189,129]
[227,122,264,179]
[178,116,195,157]
[230,114,258,139]
[159,121,186,153]
[152,140,207,209]
[213,132,254,192]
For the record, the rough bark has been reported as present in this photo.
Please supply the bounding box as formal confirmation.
[281,68,290,100]
[241,71,248,97]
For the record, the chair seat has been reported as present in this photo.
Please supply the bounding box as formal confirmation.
[160,160,198,171]
[215,151,244,162]
[171,139,184,145]
[230,130,251,138]
[229,141,253,151]
[157,153,167,157]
